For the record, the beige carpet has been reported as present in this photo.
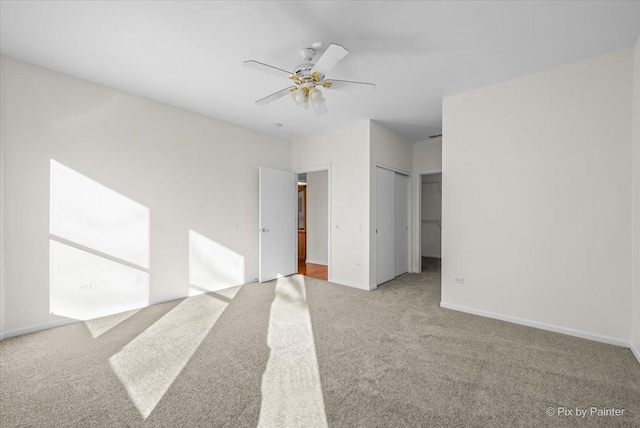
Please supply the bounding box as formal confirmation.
[1,264,639,427]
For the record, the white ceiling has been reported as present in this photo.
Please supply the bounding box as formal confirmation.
[1,1,639,143]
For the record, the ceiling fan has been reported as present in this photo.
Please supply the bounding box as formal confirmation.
[244,43,376,115]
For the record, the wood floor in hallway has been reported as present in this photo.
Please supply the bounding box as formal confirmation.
[298,261,328,280]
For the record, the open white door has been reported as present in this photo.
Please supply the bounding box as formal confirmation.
[259,167,297,282]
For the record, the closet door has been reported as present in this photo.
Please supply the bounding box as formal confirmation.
[376,167,395,285]
[395,173,409,276]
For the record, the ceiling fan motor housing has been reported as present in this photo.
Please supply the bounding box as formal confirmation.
[293,47,324,81]
[293,63,321,80]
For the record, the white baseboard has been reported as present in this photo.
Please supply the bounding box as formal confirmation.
[329,277,370,291]
[0,282,261,341]
[304,259,328,266]
[0,318,77,341]
[631,344,640,365]
[439,302,629,348]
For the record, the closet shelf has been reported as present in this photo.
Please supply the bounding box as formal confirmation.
[423,181,442,192]
[422,219,442,230]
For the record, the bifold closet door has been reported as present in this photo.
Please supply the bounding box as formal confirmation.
[376,167,395,285]
[395,173,409,276]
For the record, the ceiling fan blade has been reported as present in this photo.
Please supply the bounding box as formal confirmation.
[311,43,349,74]
[322,79,376,92]
[244,60,292,78]
[255,87,296,106]
[312,100,328,116]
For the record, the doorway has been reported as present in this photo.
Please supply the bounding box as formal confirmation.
[418,172,442,274]
[296,169,330,281]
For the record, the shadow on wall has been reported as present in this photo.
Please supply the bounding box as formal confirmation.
[49,160,150,335]
[188,230,245,297]
[49,160,248,337]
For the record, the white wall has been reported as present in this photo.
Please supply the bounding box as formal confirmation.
[412,138,443,271]
[632,36,640,358]
[421,173,442,258]
[0,60,6,336]
[305,170,328,265]
[0,56,291,338]
[413,138,443,173]
[369,121,412,287]
[442,49,633,344]
[292,120,370,289]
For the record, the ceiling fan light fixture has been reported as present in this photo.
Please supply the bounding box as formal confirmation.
[310,96,325,109]
[309,88,322,100]
[312,98,328,116]
[295,89,307,103]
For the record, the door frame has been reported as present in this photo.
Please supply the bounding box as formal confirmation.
[413,169,443,273]
[293,164,332,281]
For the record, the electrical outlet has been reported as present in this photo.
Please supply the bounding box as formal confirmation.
[454,277,465,284]
[78,282,92,291]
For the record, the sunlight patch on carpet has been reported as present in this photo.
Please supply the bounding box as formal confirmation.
[84,308,141,338]
[258,275,328,427]
[109,292,230,418]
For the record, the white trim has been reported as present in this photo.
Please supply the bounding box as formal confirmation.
[0,318,76,341]
[414,169,442,273]
[304,259,328,266]
[375,162,410,176]
[294,165,332,281]
[0,126,5,339]
[439,302,630,348]
[295,164,331,174]
[329,277,372,291]
[631,344,640,365]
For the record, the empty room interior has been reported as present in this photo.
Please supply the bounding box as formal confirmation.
[1,1,640,427]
